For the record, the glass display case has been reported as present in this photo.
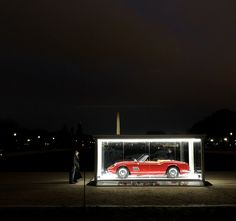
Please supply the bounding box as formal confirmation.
[95,135,205,186]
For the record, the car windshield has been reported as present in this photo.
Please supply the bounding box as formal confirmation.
[137,154,149,162]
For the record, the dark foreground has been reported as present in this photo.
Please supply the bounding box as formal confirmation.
[1,206,236,221]
[0,171,236,221]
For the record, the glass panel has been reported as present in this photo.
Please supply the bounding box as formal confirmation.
[179,142,189,164]
[149,142,189,163]
[124,142,149,161]
[102,142,123,173]
[194,142,202,173]
[97,138,203,184]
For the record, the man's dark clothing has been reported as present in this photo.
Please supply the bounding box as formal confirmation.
[69,152,82,184]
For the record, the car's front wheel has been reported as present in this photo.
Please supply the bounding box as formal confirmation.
[117,167,129,179]
[166,167,179,178]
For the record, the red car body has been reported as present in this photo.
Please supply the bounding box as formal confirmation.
[107,154,190,178]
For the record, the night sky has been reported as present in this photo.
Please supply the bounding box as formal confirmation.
[1,0,236,135]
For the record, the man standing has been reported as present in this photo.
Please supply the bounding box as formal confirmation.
[69,150,82,184]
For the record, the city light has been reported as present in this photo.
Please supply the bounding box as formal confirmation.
[13,133,17,136]
[224,137,228,141]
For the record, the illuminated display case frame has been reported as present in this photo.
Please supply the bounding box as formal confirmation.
[95,135,205,186]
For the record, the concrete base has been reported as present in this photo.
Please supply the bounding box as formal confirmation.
[96,179,205,186]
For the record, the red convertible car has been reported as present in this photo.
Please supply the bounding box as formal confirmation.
[106,154,190,179]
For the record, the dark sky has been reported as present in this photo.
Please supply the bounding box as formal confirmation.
[0,0,236,135]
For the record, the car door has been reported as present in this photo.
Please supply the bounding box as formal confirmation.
[148,160,166,175]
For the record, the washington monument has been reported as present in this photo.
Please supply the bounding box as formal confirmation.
[116,112,120,135]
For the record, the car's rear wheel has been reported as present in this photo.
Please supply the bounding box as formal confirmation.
[117,167,129,179]
[166,167,179,178]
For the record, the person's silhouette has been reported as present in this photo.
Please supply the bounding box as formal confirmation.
[69,150,82,184]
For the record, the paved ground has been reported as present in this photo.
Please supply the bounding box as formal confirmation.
[0,171,236,220]
[1,171,236,206]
